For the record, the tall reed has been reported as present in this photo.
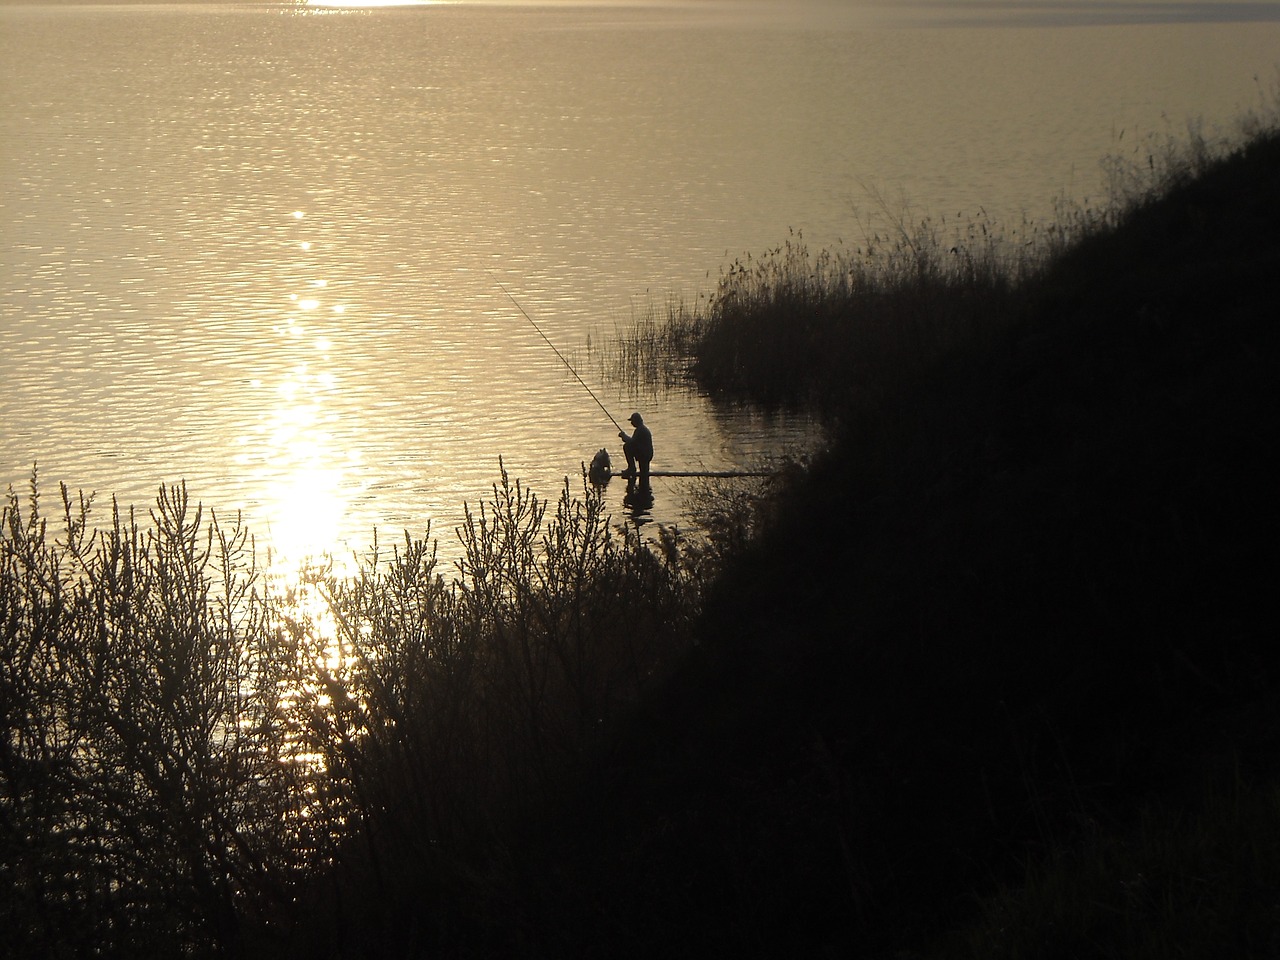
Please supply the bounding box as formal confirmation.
[606,87,1280,415]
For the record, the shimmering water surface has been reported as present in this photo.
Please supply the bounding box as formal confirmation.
[3,0,1277,566]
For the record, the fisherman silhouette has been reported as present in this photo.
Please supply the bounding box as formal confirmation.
[618,412,653,480]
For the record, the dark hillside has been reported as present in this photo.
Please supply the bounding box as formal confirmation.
[518,132,1280,956]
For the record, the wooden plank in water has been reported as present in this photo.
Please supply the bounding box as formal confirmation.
[614,470,774,479]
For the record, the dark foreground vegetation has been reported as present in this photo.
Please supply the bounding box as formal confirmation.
[4,113,1278,957]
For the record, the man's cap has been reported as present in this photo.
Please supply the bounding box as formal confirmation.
[629,412,643,424]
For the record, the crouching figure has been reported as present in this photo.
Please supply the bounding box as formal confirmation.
[618,412,653,481]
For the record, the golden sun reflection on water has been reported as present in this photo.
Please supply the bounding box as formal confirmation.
[252,363,363,574]
[240,209,366,578]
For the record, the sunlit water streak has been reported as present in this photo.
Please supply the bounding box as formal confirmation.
[2,1,1277,576]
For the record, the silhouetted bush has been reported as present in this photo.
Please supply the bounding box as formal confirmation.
[2,464,705,958]
[281,465,702,953]
[1,476,310,958]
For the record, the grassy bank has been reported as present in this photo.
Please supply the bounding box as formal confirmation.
[4,113,1278,957]
[567,119,1280,955]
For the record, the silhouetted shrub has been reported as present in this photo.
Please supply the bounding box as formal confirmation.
[1,475,310,958]
[279,464,701,952]
[2,463,705,958]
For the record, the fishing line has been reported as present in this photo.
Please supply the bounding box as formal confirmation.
[490,274,624,434]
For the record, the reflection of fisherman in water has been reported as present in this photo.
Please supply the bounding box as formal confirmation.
[623,473,654,526]
[618,412,653,480]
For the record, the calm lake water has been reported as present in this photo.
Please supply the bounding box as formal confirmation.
[3,0,1278,568]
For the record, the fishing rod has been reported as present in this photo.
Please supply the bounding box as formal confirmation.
[491,275,625,434]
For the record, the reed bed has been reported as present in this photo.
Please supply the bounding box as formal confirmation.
[605,93,1277,416]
